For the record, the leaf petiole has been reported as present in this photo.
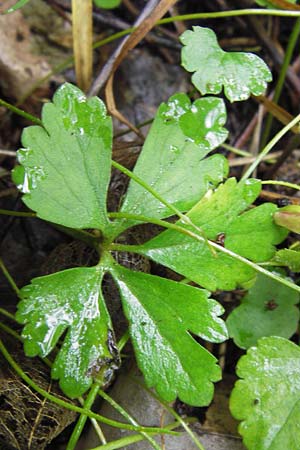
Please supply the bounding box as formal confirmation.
[111,160,207,238]
[108,211,300,293]
[98,389,164,450]
[0,337,180,435]
[262,180,300,191]
[241,112,300,180]
[0,257,20,297]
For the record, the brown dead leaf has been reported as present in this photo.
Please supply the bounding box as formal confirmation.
[0,10,50,100]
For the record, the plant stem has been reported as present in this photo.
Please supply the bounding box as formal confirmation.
[159,9,300,23]
[117,329,130,352]
[0,337,179,434]
[0,307,17,321]
[108,211,300,294]
[262,180,300,191]
[17,29,135,105]
[15,9,300,106]
[98,389,163,450]
[0,98,42,125]
[0,258,20,297]
[50,223,99,249]
[0,322,22,341]
[90,419,192,450]
[67,383,102,450]
[261,18,300,147]
[0,320,105,443]
[132,376,205,450]
[221,143,251,157]
[111,160,205,235]
[0,208,36,217]
[241,112,300,180]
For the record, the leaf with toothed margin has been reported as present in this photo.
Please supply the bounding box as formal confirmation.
[12,83,112,231]
[130,178,288,291]
[110,264,228,406]
[16,266,119,398]
[180,26,272,102]
[115,93,228,233]
[230,336,300,450]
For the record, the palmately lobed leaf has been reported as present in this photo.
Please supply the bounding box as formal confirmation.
[180,26,272,102]
[113,93,228,235]
[13,83,112,231]
[132,178,288,291]
[110,264,228,406]
[16,266,119,398]
[227,273,299,349]
[230,336,300,450]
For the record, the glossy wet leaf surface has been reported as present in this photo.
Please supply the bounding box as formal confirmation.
[117,93,228,231]
[181,27,272,102]
[133,178,287,291]
[227,273,299,349]
[273,248,300,272]
[16,266,119,398]
[13,83,112,230]
[110,264,228,406]
[230,336,300,450]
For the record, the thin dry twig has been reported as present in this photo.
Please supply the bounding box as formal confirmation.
[89,0,178,137]
[0,150,17,157]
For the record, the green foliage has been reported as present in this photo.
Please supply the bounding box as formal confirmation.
[133,179,287,291]
[14,81,287,403]
[12,83,112,231]
[14,83,232,404]
[111,264,228,406]
[3,0,30,13]
[16,266,119,398]
[8,19,299,448]
[116,93,228,232]
[180,26,272,102]
[273,248,300,271]
[230,337,300,450]
[227,273,299,349]
[94,0,122,8]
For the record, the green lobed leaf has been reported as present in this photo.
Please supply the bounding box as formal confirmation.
[230,336,300,450]
[116,93,228,232]
[180,26,272,102]
[131,178,288,291]
[226,273,299,349]
[12,83,112,230]
[273,248,300,272]
[110,263,228,406]
[16,266,119,398]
